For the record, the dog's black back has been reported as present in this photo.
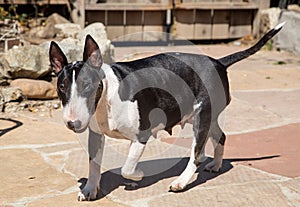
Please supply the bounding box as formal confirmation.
[109,53,230,142]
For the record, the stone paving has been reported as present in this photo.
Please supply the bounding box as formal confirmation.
[0,45,300,207]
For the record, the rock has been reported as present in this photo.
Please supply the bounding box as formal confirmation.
[54,23,81,38]
[2,99,61,113]
[36,13,70,39]
[0,86,22,112]
[10,79,57,100]
[40,40,82,63]
[77,22,114,63]
[59,37,80,46]
[41,22,114,64]
[260,8,281,37]
[47,13,70,25]
[54,38,83,61]
[0,55,11,85]
[2,102,26,113]
[288,4,300,12]
[0,87,22,103]
[52,102,60,109]
[3,45,50,79]
[276,10,300,54]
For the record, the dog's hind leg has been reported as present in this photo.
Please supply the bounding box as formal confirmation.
[170,102,210,191]
[204,121,226,173]
[121,141,145,181]
[169,138,206,192]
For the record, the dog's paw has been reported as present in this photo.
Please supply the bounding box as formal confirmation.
[121,167,144,181]
[77,184,99,201]
[204,160,222,173]
[169,178,188,192]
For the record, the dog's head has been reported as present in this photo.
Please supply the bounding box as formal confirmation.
[49,35,105,133]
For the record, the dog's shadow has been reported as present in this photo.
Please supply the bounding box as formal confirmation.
[78,155,278,200]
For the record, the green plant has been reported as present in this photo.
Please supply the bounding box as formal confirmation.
[262,40,273,51]
[0,7,9,20]
[0,3,43,26]
[274,61,287,65]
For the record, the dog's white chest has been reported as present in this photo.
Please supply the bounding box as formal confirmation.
[95,64,140,141]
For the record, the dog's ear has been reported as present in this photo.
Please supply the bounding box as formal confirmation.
[83,35,103,68]
[49,41,68,75]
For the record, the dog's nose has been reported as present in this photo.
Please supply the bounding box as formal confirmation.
[67,120,82,131]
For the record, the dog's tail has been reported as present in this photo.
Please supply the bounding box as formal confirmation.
[218,22,285,68]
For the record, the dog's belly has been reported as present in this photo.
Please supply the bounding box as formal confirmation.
[98,123,128,140]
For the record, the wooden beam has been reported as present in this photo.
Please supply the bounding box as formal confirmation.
[0,0,68,5]
[175,2,258,10]
[85,3,172,11]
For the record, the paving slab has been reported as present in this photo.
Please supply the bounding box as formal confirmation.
[96,160,288,207]
[0,111,128,207]
[233,89,300,122]
[225,123,300,178]
[221,97,283,134]
[0,44,299,207]
[162,123,300,179]
[0,149,75,205]
[0,113,75,146]
[280,177,300,195]
[26,192,126,207]
[222,89,300,134]
[148,181,295,207]
[229,68,300,91]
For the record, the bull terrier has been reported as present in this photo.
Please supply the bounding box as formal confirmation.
[49,22,284,201]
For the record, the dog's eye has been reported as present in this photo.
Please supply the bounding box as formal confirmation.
[83,83,91,91]
[59,84,65,92]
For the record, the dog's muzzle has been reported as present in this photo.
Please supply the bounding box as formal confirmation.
[67,120,85,133]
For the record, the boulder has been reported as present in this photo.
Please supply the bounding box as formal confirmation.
[276,10,300,55]
[54,23,82,38]
[41,22,114,64]
[77,22,114,63]
[40,39,82,64]
[260,8,281,36]
[10,79,57,100]
[0,86,22,103]
[3,45,50,79]
[288,4,300,12]
[36,13,70,39]
[0,55,11,85]
[54,37,84,61]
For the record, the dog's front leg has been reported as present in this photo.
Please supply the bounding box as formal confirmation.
[121,141,145,181]
[78,127,105,201]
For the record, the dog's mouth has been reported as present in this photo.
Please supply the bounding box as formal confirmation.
[66,120,88,133]
[72,126,88,133]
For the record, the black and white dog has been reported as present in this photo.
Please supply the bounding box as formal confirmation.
[49,23,284,201]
